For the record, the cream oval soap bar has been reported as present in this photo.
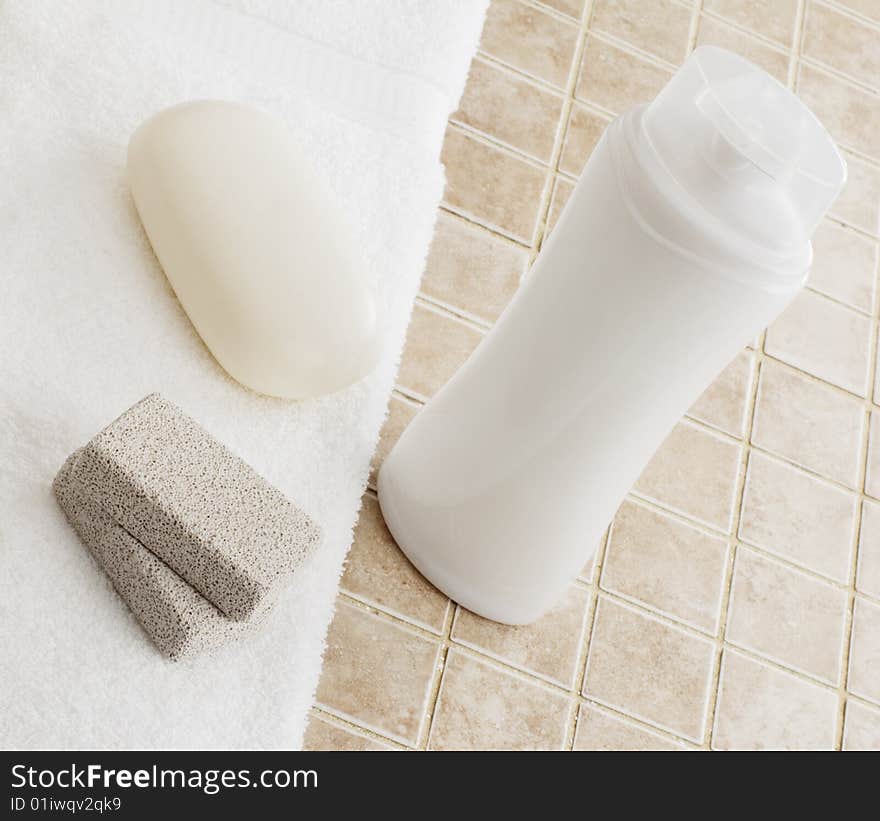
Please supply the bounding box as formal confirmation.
[127,100,380,399]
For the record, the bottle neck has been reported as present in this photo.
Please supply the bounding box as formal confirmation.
[609,106,811,294]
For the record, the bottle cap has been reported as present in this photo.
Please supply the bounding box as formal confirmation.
[642,46,846,255]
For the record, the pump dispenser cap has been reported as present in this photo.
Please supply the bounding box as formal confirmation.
[642,46,846,256]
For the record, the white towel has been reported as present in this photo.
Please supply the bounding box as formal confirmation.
[0,0,486,749]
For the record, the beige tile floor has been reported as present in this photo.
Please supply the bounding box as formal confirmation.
[305,0,880,751]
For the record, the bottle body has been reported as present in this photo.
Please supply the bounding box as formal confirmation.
[379,105,807,624]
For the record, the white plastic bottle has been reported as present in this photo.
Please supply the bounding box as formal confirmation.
[378,47,847,624]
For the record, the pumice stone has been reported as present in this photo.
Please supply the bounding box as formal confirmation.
[127,100,381,399]
[54,454,248,660]
[54,394,323,658]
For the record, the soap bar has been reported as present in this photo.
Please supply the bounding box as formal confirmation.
[127,100,381,399]
[54,452,251,660]
[57,394,322,622]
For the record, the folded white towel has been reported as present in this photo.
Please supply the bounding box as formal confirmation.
[0,0,486,749]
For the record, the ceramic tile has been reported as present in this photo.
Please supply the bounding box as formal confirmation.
[452,585,591,687]
[687,349,754,437]
[803,1,880,90]
[797,63,880,162]
[808,219,877,313]
[560,104,612,176]
[866,413,880,498]
[833,0,880,25]
[857,499,880,598]
[633,420,741,532]
[843,700,880,750]
[830,151,880,237]
[428,650,570,750]
[579,533,606,583]
[453,57,564,163]
[576,34,674,114]
[695,14,789,83]
[739,450,857,582]
[303,714,395,751]
[370,395,418,486]
[712,649,837,750]
[420,212,527,324]
[545,175,575,237]
[441,127,546,243]
[590,0,692,65]
[873,364,880,407]
[583,596,715,741]
[848,596,880,704]
[601,500,728,632]
[765,288,871,396]
[703,0,799,47]
[397,303,483,400]
[573,704,684,750]
[480,0,579,88]
[752,359,864,487]
[727,547,848,684]
[316,601,440,745]
[341,495,449,633]
[539,0,585,20]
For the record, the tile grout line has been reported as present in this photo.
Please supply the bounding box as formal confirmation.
[708,0,804,749]
[526,0,582,26]
[699,8,795,54]
[702,349,763,747]
[720,638,848,693]
[416,600,456,750]
[834,195,880,749]
[795,0,854,752]
[444,118,547,167]
[449,114,560,169]
[416,292,494,333]
[576,698,700,749]
[527,0,594,266]
[798,53,880,98]
[436,204,531,251]
[792,0,880,97]
[583,27,682,73]
[733,537,879,596]
[308,706,410,751]
[564,526,610,749]
[802,282,877,318]
[473,49,573,98]
[822,0,880,30]
[832,142,880,178]
[412,294,488,334]
[787,0,808,90]
[686,0,704,58]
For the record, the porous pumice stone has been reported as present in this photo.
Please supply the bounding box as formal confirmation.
[127,100,381,399]
[54,452,249,661]
[53,393,322,659]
